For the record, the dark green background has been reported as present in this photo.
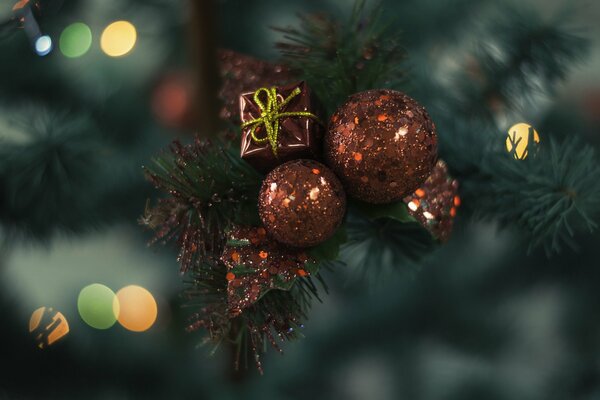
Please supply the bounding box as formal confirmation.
[1,0,600,399]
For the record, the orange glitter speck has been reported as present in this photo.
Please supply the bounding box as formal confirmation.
[257,227,266,236]
[338,144,346,153]
[332,115,339,123]
[226,272,235,281]
[231,252,240,263]
[450,207,457,217]
[312,168,320,175]
[380,95,391,101]
[354,153,363,161]
[354,116,359,124]
[259,251,268,259]
[297,269,308,277]
[377,114,388,122]
[12,0,29,11]
[415,188,426,198]
[283,198,291,207]
[453,196,461,207]
[361,176,369,183]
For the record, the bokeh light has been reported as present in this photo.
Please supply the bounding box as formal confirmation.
[59,22,92,58]
[34,35,52,56]
[100,21,137,57]
[506,122,540,160]
[77,283,119,329]
[152,73,193,128]
[115,285,157,332]
[29,307,69,348]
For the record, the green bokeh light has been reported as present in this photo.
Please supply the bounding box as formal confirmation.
[77,283,119,329]
[59,23,92,58]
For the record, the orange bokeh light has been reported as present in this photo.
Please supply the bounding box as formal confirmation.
[115,285,158,332]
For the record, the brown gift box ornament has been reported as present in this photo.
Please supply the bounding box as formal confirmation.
[240,81,324,173]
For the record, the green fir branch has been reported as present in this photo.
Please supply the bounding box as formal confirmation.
[141,136,262,272]
[275,0,406,114]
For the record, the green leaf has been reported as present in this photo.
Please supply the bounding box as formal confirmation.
[308,225,348,261]
[350,199,418,224]
[226,238,251,247]
[230,265,256,275]
[271,275,296,291]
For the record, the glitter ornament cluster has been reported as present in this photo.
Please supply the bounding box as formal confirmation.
[259,159,346,247]
[325,89,438,204]
[403,160,460,242]
[143,46,459,373]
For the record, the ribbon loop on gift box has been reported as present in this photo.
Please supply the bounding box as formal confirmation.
[241,86,320,156]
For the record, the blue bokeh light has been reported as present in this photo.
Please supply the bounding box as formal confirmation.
[34,35,53,56]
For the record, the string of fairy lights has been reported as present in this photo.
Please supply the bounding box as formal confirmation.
[10,0,137,58]
[10,1,148,349]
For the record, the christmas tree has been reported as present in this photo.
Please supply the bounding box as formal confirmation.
[1,0,600,398]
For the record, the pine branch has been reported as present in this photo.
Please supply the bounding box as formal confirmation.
[275,0,406,114]
[462,137,600,254]
[0,105,102,239]
[454,7,589,117]
[341,213,435,283]
[183,255,326,374]
[141,136,263,272]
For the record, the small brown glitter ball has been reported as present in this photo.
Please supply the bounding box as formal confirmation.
[258,159,346,247]
[403,160,460,242]
[325,89,438,204]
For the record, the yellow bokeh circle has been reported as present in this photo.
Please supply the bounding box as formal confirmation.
[506,122,540,160]
[101,21,137,57]
[114,285,158,332]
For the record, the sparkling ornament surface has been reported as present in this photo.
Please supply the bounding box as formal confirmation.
[506,122,540,160]
[218,49,294,124]
[325,89,437,203]
[403,160,459,242]
[259,160,346,247]
[221,226,312,317]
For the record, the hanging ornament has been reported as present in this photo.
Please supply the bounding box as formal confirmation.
[325,89,437,204]
[221,226,313,317]
[403,160,460,242]
[259,159,346,247]
[505,122,540,160]
[240,81,324,173]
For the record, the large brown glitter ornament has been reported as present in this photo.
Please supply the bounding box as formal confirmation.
[221,226,312,317]
[403,160,460,242]
[325,89,438,204]
[259,159,346,247]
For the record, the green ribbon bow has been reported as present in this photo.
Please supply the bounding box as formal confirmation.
[241,86,319,156]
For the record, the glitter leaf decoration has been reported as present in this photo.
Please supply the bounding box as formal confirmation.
[221,226,314,317]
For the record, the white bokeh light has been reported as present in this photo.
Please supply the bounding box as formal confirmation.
[34,35,53,56]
